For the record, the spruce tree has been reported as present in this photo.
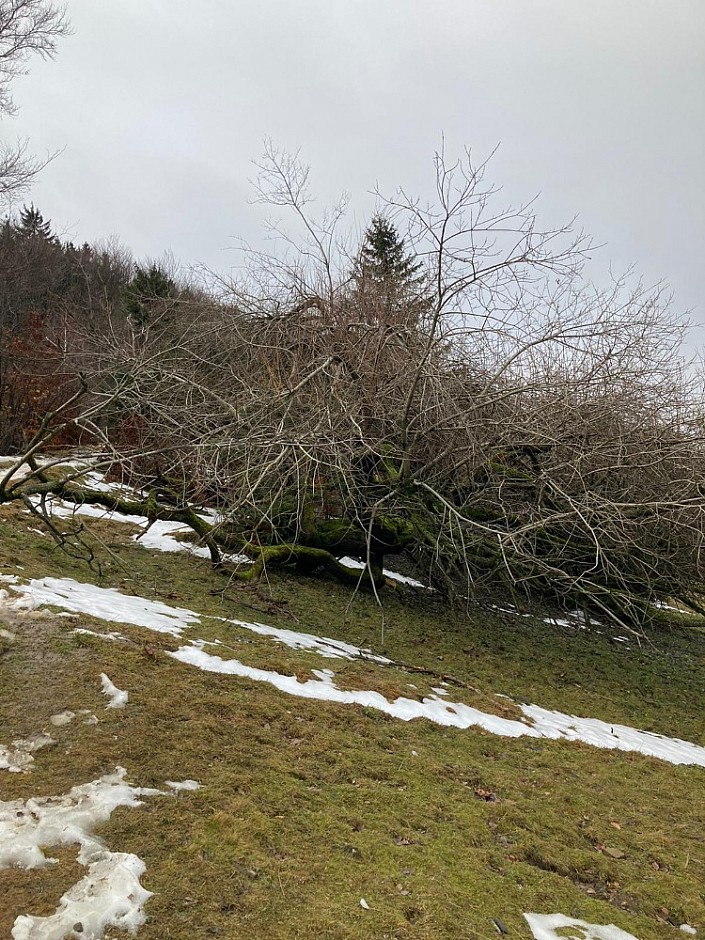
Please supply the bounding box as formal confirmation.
[358,215,422,284]
[354,215,427,330]
[16,204,52,239]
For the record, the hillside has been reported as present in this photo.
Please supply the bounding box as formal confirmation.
[1,464,704,939]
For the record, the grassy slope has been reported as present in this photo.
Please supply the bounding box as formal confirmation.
[1,502,704,939]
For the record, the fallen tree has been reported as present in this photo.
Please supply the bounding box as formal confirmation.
[3,146,705,630]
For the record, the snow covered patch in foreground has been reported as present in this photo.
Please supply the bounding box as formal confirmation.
[12,852,151,940]
[0,734,53,773]
[170,645,705,767]
[5,576,705,766]
[101,673,128,708]
[338,556,426,588]
[222,616,391,663]
[1,767,198,940]
[524,913,638,940]
[2,577,199,636]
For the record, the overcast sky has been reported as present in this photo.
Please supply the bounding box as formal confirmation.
[6,0,705,327]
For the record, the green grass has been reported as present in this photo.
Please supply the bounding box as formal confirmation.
[1,502,704,938]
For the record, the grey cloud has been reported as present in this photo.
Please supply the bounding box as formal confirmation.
[5,0,704,321]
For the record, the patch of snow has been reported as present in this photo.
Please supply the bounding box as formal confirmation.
[79,470,142,498]
[0,573,19,583]
[0,455,97,496]
[0,767,166,939]
[3,577,200,636]
[78,710,100,726]
[0,734,53,773]
[101,673,128,709]
[170,645,546,736]
[520,704,705,766]
[165,779,200,792]
[488,603,535,619]
[170,645,705,767]
[222,616,391,663]
[543,617,576,629]
[12,850,152,940]
[652,599,682,612]
[73,628,127,642]
[431,687,448,696]
[359,898,370,910]
[25,494,251,564]
[337,556,426,588]
[49,711,74,727]
[680,927,697,936]
[524,913,638,940]
[384,570,426,588]
[135,521,251,564]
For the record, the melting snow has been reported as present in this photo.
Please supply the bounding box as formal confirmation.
[337,556,426,588]
[222,616,391,663]
[165,779,200,792]
[2,577,199,636]
[101,673,128,708]
[25,494,250,564]
[78,470,143,498]
[74,628,127,642]
[170,645,705,767]
[49,711,74,727]
[0,734,53,773]
[0,455,88,486]
[0,767,186,940]
[4,575,705,767]
[12,852,152,940]
[524,913,638,940]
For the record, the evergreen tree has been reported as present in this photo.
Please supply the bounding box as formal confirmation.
[358,215,423,284]
[123,264,176,327]
[16,204,52,239]
[353,215,427,330]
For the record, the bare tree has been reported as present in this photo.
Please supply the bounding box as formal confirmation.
[0,0,69,201]
[3,145,704,635]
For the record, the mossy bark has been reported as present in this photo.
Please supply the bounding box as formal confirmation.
[226,543,386,589]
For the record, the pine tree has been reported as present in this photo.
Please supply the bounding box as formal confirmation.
[123,264,176,328]
[358,215,422,284]
[16,204,52,239]
[353,216,427,330]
